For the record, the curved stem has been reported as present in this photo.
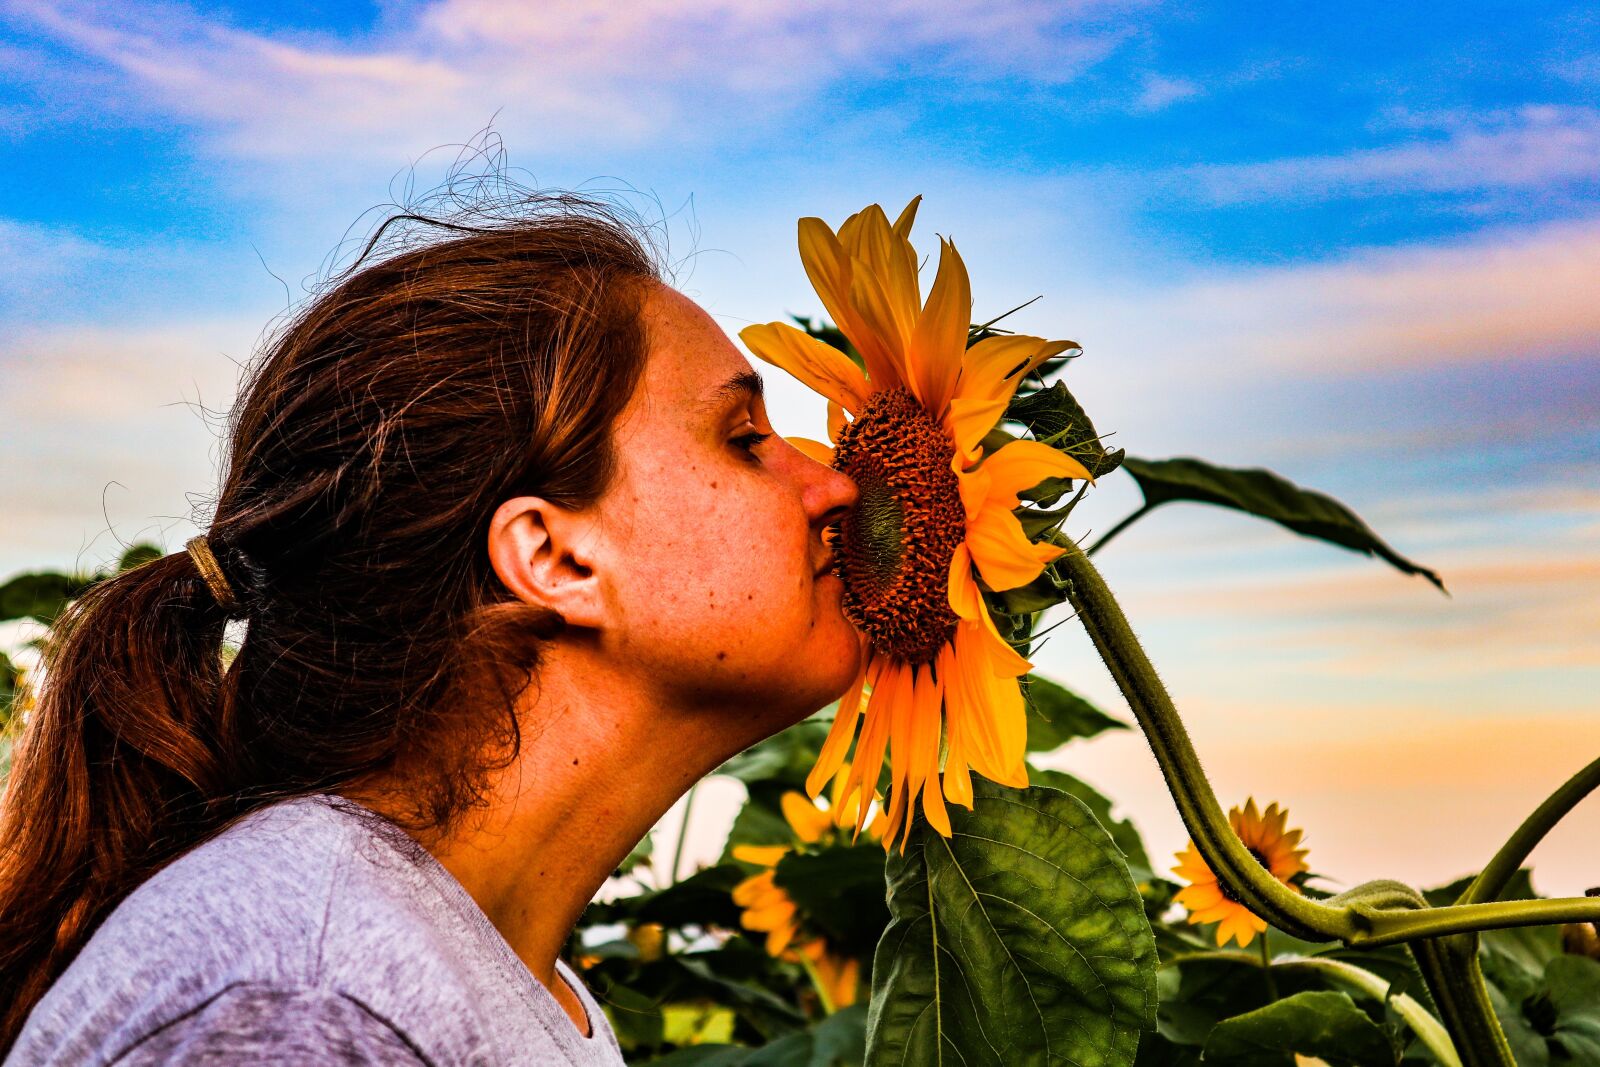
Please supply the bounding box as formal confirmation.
[1056,539,1600,944]
[1412,936,1516,1067]
[1277,956,1462,1067]
[1458,753,1600,906]
[670,784,698,885]
[1258,936,1277,1001]
[1084,502,1154,557]
[1057,538,1355,941]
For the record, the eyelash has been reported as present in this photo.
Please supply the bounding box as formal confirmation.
[732,430,772,457]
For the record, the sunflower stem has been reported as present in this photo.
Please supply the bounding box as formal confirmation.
[1055,539,1600,950]
[1457,753,1600,907]
[670,784,698,886]
[1083,503,1154,557]
[1410,935,1517,1067]
[1257,936,1278,1001]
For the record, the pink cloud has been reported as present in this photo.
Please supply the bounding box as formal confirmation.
[10,0,1147,165]
[1184,105,1600,203]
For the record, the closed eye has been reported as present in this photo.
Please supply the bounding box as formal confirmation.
[732,430,773,457]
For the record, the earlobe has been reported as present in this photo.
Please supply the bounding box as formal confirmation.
[487,496,607,629]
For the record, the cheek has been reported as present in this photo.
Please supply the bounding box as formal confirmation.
[625,469,813,637]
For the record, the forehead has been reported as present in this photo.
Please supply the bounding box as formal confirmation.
[636,284,755,409]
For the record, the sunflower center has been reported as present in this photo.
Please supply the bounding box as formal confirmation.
[1217,846,1274,905]
[830,387,965,665]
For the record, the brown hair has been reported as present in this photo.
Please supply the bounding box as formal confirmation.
[0,193,662,1047]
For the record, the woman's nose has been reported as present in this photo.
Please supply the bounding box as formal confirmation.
[811,460,859,530]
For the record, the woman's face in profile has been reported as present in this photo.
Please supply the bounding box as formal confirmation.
[597,284,863,722]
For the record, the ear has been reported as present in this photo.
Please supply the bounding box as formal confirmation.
[487,496,608,630]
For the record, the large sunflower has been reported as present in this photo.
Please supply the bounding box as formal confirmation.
[1171,798,1311,949]
[740,198,1093,850]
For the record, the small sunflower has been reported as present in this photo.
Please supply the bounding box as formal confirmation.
[740,198,1094,850]
[731,783,880,1008]
[1171,798,1310,949]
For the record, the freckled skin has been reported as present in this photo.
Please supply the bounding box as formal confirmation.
[399,283,861,1038]
[600,285,863,724]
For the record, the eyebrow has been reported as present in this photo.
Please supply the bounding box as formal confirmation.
[702,369,765,412]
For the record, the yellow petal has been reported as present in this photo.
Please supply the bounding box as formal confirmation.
[826,400,848,445]
[839,658,893,835]
[847,262,911,381]
[946,396,1009,462]
[838,204,920,341]
[785,436,835,467]
[937,642,975,810]
[979,439,1095,507]
[781,791,834,845]
[732,869,777,906]
[731,844,791,867]
[909,238,971,421]
[946,543,982,622]
[909,664,950,840]
[798,218,902,392]
[807,665,869,799]
[739,321,869,415]
[954,334,1077,408]
[966,507,1053,592]
[891,195,922,240]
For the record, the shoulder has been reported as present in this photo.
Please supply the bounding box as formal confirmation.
[10,797,486,1065]
[111,982,428,1066]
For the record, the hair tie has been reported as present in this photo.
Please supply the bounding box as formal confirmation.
[185,536,239,611]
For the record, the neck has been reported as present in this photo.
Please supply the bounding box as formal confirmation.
[409,649,732,988]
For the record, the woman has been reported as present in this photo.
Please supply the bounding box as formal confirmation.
[0,196,861,1064]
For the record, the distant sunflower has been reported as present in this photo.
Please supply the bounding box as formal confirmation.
[731,783,880,1009]
[740,198,1093,850]
[1171,798,1310,948]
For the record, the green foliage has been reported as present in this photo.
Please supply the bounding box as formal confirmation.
[1201,990,1396,1066]
[866,779,1158,1066]
[1022,674,1130,753]
[1005,380,1126,482]
[1113,458,1445,591]
[643,1004,867,1066]
[1027,768,1154,884]
[0,541,165,625]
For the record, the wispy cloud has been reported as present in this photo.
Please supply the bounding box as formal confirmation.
[1131,73,1200,113]
[1180,105,1600,204]
[1078,213,1600,380]
[6,0,1147,166]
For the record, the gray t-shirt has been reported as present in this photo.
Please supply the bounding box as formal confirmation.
[6,794,625,1066]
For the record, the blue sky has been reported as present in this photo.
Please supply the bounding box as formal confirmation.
[3,0,1597,895]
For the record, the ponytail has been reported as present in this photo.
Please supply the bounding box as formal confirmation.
[0,196,660,1049]
[0,552,234,1042]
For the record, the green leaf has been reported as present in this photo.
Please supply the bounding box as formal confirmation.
[866,779,1157,1066]
[997,562,1072,615]
[0,651,18,724]
[1117,457,1444,592]
[772,846,889,960]
[1546,955,1600,1063]
[1027,769,1154,885]
[1202,990,1394,1066]
[1023,674,1130,752]
[1005,381,1125,481]
[0,571,94,624]
[117,543,164,572]
[590,865,746,929]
